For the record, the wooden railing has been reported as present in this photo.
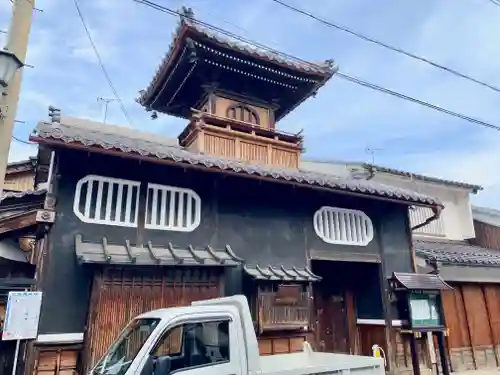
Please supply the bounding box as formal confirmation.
[258,291,310,332]
[179,111,302,169]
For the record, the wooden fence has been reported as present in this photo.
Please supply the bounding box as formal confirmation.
[442,283,500,371]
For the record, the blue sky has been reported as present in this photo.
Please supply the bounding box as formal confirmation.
[2,0,500,207]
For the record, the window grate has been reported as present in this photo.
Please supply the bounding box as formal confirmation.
[313,206,374,246]
[145,183,201,232]
[73,175,140,227]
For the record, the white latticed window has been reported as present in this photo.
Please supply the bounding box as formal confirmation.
[313,206,374,246]
[145,183,201,232]
[73,175,140,227]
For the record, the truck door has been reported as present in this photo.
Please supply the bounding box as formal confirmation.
[146,317,242,375]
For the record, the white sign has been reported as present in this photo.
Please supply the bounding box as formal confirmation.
[2,291,42,341]
[410,298,431,320]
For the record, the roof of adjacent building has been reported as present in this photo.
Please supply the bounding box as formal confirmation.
[363,163,483,193]
[0,188,46,204]
[414,239,500,266]
[137,11,337,120]
[6,157,37,175]
[472,206,500,228]
[30,119,442,207]
[301,158,483,193]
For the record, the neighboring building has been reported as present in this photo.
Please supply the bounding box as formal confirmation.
[0,189,51,375]
[471,206,500,251]
[303,159,500,372]
[0,158,48,375]
[3,158,37,192]
[24,10,448,375]
[301,160,481,241]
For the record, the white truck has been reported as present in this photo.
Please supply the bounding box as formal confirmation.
[89,295,385,375]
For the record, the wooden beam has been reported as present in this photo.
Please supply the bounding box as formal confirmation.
[0,210,38,234]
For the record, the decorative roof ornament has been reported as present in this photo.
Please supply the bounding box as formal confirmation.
[323,59,339,72]
[180,6,195,21]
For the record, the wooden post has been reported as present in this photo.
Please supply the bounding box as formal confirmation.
[376,219,396,373]
[437,331,451,375]
[410,333,422,375]
[345,289,357,354]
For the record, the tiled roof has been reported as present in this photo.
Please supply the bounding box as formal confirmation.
[6,157,37,174]
[300,158,482,192]
[472,206,500,228]
[415,239,500,266]
[75,234,243,266]
[392,272,452,290]
[0,188,47,203]
[363,163,483,193]
[30,120,442,207]
[138,15,336,106]
[243,265,321,282]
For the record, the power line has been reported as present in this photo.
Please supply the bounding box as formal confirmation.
[134,0,500,132]
[487,0,500,7]
[269,0,500,94]
[73,0,134,127]
[337,72,500,131]
[12,135,36,146]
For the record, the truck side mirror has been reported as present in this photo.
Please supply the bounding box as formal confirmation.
[153,356,172,375]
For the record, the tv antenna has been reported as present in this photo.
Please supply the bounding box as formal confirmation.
[365,147,384,164]
[97,97,118,124]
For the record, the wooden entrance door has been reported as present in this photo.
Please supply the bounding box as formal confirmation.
[315,292,349,353]
[84,268,223,372]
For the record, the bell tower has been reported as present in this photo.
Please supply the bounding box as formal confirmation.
[138,8,336,169]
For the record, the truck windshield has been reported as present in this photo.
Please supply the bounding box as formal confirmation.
[92,318,160,375]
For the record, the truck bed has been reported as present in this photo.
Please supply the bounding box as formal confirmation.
[259,351,385,375]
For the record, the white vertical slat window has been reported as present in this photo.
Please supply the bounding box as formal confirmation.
[73,175,140,227]
[313,206,374,246]
[409,206,445,236]
[145,183,201,232]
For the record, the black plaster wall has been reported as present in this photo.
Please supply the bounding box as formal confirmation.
[38,149,414,334]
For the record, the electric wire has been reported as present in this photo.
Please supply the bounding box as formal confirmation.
[487,0,500,7]
[337,72,500,131]
[134,0,500,132]
[269,0,500,94]
[73,0,134,127]
[12,135,36,146]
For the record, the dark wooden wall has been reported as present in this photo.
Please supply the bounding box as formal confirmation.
[472,220,500,251]
[442,283,500,371]
[37,149,414,339]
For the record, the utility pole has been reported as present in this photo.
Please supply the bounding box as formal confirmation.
[0,0,35,196]
[97,97,117,124]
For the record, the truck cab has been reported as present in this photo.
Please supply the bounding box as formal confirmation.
[89,295,384,375]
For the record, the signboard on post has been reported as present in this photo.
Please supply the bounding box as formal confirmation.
[2,291,42,341]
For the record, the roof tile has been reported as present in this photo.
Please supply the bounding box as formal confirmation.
[31,121,442,207]
[414,239,500,266]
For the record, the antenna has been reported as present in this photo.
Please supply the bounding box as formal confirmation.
[365,147,384,164]
[97,97,118,124]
